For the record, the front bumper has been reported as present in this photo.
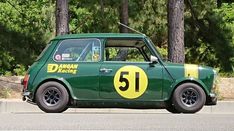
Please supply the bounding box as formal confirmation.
[206,93,217,105]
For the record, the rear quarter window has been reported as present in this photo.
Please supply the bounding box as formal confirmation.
[53,39,101,62]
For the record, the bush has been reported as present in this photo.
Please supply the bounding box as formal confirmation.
[13,64,26,76]
[219,72,234,78]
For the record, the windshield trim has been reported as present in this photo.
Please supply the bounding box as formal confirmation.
[145,37,163,60]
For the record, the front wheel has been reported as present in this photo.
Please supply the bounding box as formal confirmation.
[36,82,69,113]
[172,83,206,113]
[166,101,181,113]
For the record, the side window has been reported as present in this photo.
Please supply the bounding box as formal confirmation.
[104,39,152,62]
[54,39,101,62]
[105,47,145,62]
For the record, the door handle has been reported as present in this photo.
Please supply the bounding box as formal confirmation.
[100,68,113,73]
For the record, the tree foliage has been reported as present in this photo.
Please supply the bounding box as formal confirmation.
[69,0,119,33]
[0,0,233,75]
[185,1,234,72]
[0,0,54,75]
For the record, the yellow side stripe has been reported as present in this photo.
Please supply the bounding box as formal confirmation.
[184,64,199,79]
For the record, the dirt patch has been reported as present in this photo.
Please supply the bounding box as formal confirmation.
[0,76,23,99]
[217,78,234,100]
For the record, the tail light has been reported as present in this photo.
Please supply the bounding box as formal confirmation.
[23,74,30,90]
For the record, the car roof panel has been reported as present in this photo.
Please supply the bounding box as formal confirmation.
[53,33,146,40]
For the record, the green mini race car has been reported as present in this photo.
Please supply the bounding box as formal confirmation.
[22,33,217,113]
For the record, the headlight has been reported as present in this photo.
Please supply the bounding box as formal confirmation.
[213,69,217,84]
[211,69,218,94]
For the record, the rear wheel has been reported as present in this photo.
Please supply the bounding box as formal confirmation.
[36,82,69,113]
[172,83,206,113]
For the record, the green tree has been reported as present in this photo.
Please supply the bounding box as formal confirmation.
[0,0,54,75]
[0,0,233,75]
[69,0,119,33]
[185,0,234,72]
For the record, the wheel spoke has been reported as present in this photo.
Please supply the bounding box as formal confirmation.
[44,95,49,99]
[192,96,197,100]
[54,98,58,103]
[45,96,50,101]
[181,88,199,107]
[52,100,56,104]
[43,88,61,106]
[191,99,195,104]
[48,90,53,95]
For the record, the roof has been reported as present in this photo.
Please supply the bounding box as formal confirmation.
[53,33,146,40]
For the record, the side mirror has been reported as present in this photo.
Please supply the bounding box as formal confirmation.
[150,55,158,64]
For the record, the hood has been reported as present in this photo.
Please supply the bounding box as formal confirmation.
[163,62,214,80]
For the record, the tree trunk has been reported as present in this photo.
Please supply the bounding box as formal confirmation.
[167,0,185,63]
[56,0,69,36]
[119,0,129,33]
[115,0,129,61]
[99,0,108,32]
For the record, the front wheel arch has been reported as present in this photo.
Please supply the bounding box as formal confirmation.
[170,80,209,100]
[169,82,207,113]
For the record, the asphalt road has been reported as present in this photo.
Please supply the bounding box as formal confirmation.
[0,112,234,130]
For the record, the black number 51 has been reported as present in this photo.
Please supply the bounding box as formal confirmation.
[119,71,139,92]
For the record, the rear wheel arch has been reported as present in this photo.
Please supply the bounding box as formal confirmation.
[33,78,74,103]
[35,81,69,113]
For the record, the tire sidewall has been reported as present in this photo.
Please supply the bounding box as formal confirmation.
[36,82,69,113]
[173,83,206,113]
[166,102,181,114]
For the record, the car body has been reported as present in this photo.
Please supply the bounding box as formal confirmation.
[22,33,217,113]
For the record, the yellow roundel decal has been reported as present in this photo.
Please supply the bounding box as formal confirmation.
[114,65,148,99]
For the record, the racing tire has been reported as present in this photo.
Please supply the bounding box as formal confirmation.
[172,83,206,113]
[166,102,181,114]
[36,82,69,113]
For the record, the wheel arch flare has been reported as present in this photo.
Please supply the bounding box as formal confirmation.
[166,64,210,101]
[32,77,77,102]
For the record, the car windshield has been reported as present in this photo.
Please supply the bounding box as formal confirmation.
[145,37,163,61]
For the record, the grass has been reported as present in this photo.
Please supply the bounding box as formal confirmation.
[0,87,12,98]
[219,72,234,78]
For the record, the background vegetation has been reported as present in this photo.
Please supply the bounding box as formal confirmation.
[0,0,233,76]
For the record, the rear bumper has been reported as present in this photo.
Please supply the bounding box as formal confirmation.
[22,90,31,99]
[22,90,35,104]
[205,93,217,105]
